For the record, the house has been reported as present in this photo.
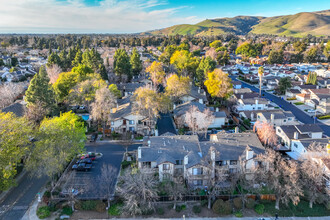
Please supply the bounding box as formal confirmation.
[315,69,330,78]
[234,97,271,112]
[137,132,265,186]
[179,86,208,105]
[110,97,155,135]
[232,81,242,89]
[256,110,297,127]
[276,124,326,153]
[117,82,145,97]
[286,89,300,98]
[173,102,227,129]
[287,139,329,160]
[233,88,252,94]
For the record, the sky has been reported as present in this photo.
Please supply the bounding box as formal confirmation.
[0,0,329,34]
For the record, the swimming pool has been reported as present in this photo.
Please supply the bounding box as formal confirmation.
[81,115,90,121]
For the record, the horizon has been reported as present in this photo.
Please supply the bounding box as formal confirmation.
[0,0,329,34]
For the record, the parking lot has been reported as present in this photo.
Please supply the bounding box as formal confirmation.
[60,141,141,199]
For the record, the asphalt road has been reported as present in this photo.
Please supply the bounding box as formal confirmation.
[157,113,177,135]
[0,174,48,220]
[231,76,330,136]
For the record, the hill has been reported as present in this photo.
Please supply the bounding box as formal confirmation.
[145,10,330,37]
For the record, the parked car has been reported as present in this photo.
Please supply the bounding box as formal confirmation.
[307,109,316,113]
[72,163,92,171]
[79,105,86,110]
[90,133,98,142]
[76,158,92,164]
[70,105,79,110]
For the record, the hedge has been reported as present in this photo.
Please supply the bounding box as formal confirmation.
[36,206,51,219]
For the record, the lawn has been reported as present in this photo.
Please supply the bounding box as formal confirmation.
[318,115,330,120]
[294,102,304,105]
[261,200,330,217]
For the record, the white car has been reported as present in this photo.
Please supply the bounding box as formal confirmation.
[307,109,316,113]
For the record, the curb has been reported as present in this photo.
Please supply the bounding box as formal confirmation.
[0,170,27,203]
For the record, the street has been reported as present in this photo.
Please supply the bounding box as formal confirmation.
[231,76,330,136]
[157,113,177,135]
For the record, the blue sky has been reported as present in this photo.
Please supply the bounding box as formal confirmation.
[0,0,329,33]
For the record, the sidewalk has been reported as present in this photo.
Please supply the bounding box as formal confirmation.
[21,188,46,220]
[89,217,330,220]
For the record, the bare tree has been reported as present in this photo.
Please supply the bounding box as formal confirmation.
[205,48,218,61]
[253,121,278,147]
[98,164,118,209]
[185,106,215,137]
[47,64,62,84]
[0,82,26,109]
[163,177,187,210]
[299,142,328,208]
[25,100,48,125]
[256,149,303,210]
[117,168,159,217]
[91,86,116,138]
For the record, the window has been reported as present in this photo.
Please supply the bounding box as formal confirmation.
[163,164,170,170]
[111,121,114,125]
[129,127,135,132]
[193,180,203,186]
[288,118,292,121]
[230,160,237,165]
[129,120,135,125]
[229,168,237,173]
[283,120,286,122]
[176,160,183,165]
[142,162,151,168]
[192,167,203,175]
[294,143,298,148]
[111,127,114,132]
[277,129,281,133]
[175,168,183,174]
[257,115,260,119]
[258,107,261,110]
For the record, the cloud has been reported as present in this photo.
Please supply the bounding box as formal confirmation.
[0,0,200,33]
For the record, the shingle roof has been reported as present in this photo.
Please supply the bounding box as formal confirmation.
[295,124,323,133]
[173,102,211,117]
[1,102,26,117]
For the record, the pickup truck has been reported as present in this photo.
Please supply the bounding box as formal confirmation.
[72,163,92,171]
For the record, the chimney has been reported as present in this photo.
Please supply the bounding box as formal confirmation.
[240,94,243,99]
[184,155,188,165]
[270,113,275,123]
[189,81,192,85]
[173,104,176,110]
[316,85,319,89]
[235,127,239,133]
[198,88,201,94]
[255,99,259,105]
[246,146,253,160]
[251,112,254,121]
[216,107,219,112]
[301,81,303,85]
[138,147,142,159]
[294,132,299,140]
[148,140,151,147]
[204,91,206,95]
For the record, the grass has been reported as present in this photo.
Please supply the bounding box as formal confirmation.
[294,102,304,105]
[108,203,123,216]
[261,200,330,217]
[318,115,330,120]
[287,97,297,101]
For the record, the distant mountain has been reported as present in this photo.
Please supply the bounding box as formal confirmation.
[144,10,330,37]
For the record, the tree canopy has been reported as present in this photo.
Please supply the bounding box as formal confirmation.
[204,69,232,99]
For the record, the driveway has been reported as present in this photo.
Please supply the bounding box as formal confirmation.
[230,76,330,136]
[157,113,177,135]
[64,141,141,199]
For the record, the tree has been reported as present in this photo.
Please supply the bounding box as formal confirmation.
[268,50,284,64]
[323,40,330,61]
[258,66,264,97]
[170,50,192,75]
[72,49,82,67]
[163,177,187,210]
[53,72,79,102]
[217,50,230,66]
[91,86,116,137]
[204,69,233,99]
[184,105,215,137]
[98,164,118,208]
[293,41,307,53]
[236,42,257,60]
[210,40,222,49]
[99,64,108,81]
[47,64,62,84]
[47,52,61,68]
[307,71,318,85]
[11,57,18,67]
[114,49,132,81]
[253,121,278,147]
[25,100,48,125]
[25,66,55,110]
[159,45,177,65]
[196,57,216,86]
[0,82,26,109]
[130,48,143,76]
[165,74,191,102]
[72,64,94,79]
[299,145,328,208]
[146,61,166,87]
[117,168,159,216]
[0,112,33,191]
[134,85,170,134]
[304,47,320,63]
[278,77,292,95]
[256,149,303,210]
[25,112,86,188]
[108,84,121,98]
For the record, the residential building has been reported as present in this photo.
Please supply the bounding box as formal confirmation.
[256,110,297,127]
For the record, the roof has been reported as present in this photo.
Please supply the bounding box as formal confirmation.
[258,110,294,120]
[298,139,329,149]
[240,97,268,105]
[278,124,323,139]
[173,101,211,117]
[233,92,259,100]
[185,86,208,102]
[295,124,323,133]
[214,111,226,118]
[1,102,26,117]
[117,82,145,93]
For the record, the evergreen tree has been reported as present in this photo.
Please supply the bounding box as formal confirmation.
[307,72,317,85]
[25,66,55,110]
[99,64,108,81]
[47,52,61,68]
[130,48,142,76]
[72,49,82,67]
[114,49,132,81]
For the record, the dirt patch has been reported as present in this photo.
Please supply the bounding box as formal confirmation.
[70,210,108,219]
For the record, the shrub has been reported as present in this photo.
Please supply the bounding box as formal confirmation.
[61,206,73,216]
[246,198,255,209]
[255,204,265,214]
[43,191,51,198]
[222,201,232,215]
[193,205,201,214]
[142,208,154,215]
[81,200,97,210]
[212,199,224,214]
[36,206,51,219]
[201,200,208,207]
[156,208,164,215]
[175,204,186,212]
[108,203,122,216]
[121,161,133,169]
[181,204,186,210]
[318,115,330,120]
[294,102,304,105]
[233,197,243,210]
[234,211,243,217]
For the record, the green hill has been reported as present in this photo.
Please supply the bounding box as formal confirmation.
[144,10,330,37]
